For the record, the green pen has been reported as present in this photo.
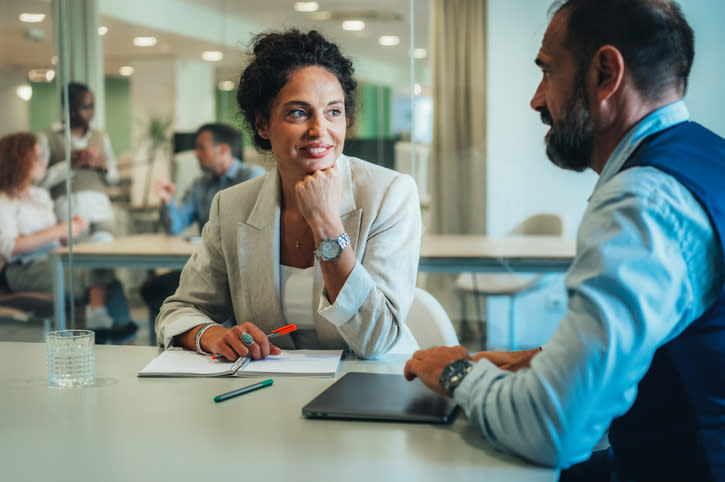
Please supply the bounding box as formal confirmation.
[214,379,273,403]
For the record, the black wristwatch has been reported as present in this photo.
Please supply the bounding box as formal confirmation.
[439,358,474,396]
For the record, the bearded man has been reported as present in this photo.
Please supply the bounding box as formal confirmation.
[405,1,725,480]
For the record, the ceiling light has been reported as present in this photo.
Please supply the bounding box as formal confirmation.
[414,48,427,59]
[119,66,135,76]
[98,26,108,36]
[19,13,45,23]
[16,85,32,101]
[342,20,365,31]
[294,2,319,12]
[28,69,55,82]
[378,35,400,47]
[201,51,224,62]
[312,11,331,20]
[133,36,157,47]
[218,80,235,91]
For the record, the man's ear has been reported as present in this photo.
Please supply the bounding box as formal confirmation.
[254,113,269,140]
[218,142,231,156]
[592,45,624,103]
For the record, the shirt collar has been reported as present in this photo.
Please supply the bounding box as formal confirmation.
[594,100,690,191]
[218,158,241,181]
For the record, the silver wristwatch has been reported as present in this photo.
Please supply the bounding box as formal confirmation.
[439,358,474,396]
[314,232,350,261]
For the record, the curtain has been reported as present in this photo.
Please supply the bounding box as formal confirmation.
[430,0,487,235]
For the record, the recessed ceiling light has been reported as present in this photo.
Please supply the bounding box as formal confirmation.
[342,20,365,31]
[16,85,32,101]
[133,36,157,47]
[119,66,135,76]
[98,26,108,36]
[19,13,45,23]
[218,80,235,91]
[202,51,224,62]
[312,10,331,20]
[378,35,400,47]
[414,48,427,59]
[28,69,55,82]
[294,2,319,12]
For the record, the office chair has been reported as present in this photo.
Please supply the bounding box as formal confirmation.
[456,213,564,349]
[406,288,460,349]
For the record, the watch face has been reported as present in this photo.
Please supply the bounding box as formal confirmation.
[320,239,341,259]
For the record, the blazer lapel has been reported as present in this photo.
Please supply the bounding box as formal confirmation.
[238,168,286,332]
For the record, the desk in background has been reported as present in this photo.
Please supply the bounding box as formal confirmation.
[0,342,558,482]
[51,234,576,330]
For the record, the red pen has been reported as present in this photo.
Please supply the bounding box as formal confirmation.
[212,324,297,360]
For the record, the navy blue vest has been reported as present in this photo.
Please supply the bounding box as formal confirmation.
[610,121,725,481]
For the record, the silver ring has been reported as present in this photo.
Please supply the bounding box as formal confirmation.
[241,332,255,347]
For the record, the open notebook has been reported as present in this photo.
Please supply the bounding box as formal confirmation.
[138,349,343,378]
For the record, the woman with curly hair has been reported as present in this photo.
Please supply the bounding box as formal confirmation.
[157,29,421,359]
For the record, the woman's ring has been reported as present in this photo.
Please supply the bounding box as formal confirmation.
[241,332,255,347]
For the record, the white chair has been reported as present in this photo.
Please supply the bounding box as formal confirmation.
[456,213,564,349]
[406,288,459,348]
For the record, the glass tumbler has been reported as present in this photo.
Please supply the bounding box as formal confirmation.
[47,330,96,387]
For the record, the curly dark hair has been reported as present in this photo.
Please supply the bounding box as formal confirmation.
[0,133,38,198]
[551,0,694,102]
[236,29,358,151]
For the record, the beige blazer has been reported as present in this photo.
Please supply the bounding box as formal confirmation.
[156,155,421,358]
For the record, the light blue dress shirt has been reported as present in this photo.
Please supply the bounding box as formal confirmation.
[454,101,725,467]
[161,159,265,235]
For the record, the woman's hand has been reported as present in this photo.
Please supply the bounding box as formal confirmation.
[295,165,343,236]
[199,322,282,361]
[57,215,88,242]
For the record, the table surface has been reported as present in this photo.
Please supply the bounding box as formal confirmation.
[0,342,558,482]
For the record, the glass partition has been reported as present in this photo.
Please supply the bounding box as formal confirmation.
[0,0,433,342]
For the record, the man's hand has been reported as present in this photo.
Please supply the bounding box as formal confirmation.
[470,347,541,371]
[153,179,176,204]
[404,345,471,397]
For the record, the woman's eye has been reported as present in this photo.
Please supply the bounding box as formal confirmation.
[288,109,307,118]
[328,108,342,117]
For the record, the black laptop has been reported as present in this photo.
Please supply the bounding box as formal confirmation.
[302,372,459,424]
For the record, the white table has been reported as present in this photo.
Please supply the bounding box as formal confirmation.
[51,234,575,330]
[0,342,558,482]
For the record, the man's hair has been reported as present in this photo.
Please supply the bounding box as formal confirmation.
[195,123,242,160]
[61,81,91,108]
[551,0,694,101]
[0,132,38,198]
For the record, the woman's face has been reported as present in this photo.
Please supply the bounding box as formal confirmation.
[255,66,346,180]
[70,91,95,129]
[29,142,48,184]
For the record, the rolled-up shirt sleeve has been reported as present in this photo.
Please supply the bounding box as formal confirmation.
[454,168,723,468]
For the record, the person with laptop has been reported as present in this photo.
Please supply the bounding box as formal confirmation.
[404,1,725,480]
[156,29,421,360]
[139,123,265,326]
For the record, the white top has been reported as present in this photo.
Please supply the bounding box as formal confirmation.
[0,186,59,262]
[280,264,316,330]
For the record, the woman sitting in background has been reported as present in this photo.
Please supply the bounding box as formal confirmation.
[0,133,136,343]
[156,29,421,359]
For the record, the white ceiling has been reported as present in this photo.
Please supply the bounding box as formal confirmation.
[0,0,430,85]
